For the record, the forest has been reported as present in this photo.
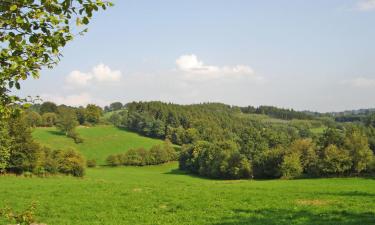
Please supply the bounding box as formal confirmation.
[1,100,374,180]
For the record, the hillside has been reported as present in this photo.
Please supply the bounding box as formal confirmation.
[32,126,165,165]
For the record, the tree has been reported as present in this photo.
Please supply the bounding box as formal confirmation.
[55,148,86,177]
[0,120,10,173]
[281,152,303,179]
[109,102,123,111]
[7,113,42,174]
[253,146,285,179]
[319,145,352,176]
[39,102,58,115]
[344,127,374,174]
[85,104,102,124]
[25,111,42,127]
[56,107,78,135]
[0,1,112,117]
[289,139,319,176]
[42,112,57,127]
[76,107,86,125]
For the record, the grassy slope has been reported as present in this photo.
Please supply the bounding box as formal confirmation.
[0,164,374,224]
[32,126,164,164]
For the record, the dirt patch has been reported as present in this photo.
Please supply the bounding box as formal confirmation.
[132,188,142,192]
[295,199,333,206]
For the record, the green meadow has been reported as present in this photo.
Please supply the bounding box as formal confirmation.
[0,126,373,224]
[32,126,164,164]
[0,163,375,225]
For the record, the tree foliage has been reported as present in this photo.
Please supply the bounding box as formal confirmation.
[0,0,112,117]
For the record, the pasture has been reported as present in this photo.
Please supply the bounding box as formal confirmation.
[0,163,374,224]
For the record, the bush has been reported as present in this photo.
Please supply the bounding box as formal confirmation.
[106,154,123,167]
[87,159,97,168]
[107,143,177,167]
[149,145,169,165]
[123,148,145,166]
[67,130,84,144]
[55,148,86,177]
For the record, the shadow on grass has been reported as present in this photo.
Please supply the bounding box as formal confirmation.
[214,208,375,225]
[318,191,375,198]
[47,130,65,136]
[164,169,213,180]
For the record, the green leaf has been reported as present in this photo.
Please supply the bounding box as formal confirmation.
[82,17,89,25]
[10,5,18,11]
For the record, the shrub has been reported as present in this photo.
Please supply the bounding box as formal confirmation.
[149,145,169,165]
[0,202,38,225]
[106,154,123,167]
[67,130,84,144]
[55,148,86,177]
[107,143,177,167]
[87,159,97,168]
[123,148,145,166]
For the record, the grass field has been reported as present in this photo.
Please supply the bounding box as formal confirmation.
[32,126,164,164]
[2,126,373,224]
[0,163,375,225]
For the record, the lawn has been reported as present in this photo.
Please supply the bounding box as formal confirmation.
[0,163,374,225]
[32,126,164,165]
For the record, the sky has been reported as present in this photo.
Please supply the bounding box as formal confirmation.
[17,0,375,112]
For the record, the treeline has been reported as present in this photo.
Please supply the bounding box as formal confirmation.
[107,101,375,179]
[26,101,103,143]
[240,105,314,120]
[27,101,103,127]
[0,112,86,177]
[180,127,374,179]
[106,140,176,166]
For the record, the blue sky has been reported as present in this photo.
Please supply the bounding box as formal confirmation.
[18,0,375,112]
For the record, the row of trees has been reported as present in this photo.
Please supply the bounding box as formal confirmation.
[26,102,104,143]
[240,105,314,120]
[106,140,176,167]
[180,127,375,179]
[28,101,103,127]
[0,112,86,177]
[105,101,375,179]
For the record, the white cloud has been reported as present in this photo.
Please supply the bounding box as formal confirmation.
[92,63,122,82]
[66,70,93,87]
[41,92,93,106]
[356,0,375,11]
[342,77,375,88]
[65,63,122,87]
[175,54,261,82]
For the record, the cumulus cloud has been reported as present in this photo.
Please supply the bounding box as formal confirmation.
[356,0,375,11]
[92,64,122,82]
[41,92,93,106]
[65,63,122,87]
[175,54,261,82]
[66,70,93,86]
[342,77,375,88]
